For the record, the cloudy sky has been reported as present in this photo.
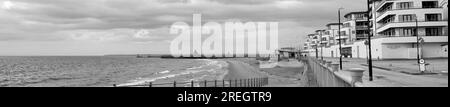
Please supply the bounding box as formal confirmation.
[0,0,366,56]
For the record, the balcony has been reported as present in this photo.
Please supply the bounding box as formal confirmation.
[377,7,443,21]
[376,36,448,44]
[377,20,448,33]
[356,34,369,38]
[375,0,395,12]
[355,26,369,30]
[335,35,349,40]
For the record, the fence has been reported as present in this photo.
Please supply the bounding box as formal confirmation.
[114,77,269,87]
[305,57,366,87]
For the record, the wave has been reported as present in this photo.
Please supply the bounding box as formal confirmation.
[117,59,229,87]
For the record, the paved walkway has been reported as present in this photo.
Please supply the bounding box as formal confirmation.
[320,58,448,87]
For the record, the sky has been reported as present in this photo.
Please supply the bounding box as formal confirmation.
[0,0,366,56]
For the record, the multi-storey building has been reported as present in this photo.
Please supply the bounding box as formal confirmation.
[440,0,448,35]
[304,0,448,59]
[363,0,448,59]
[325,23,343,46]
[342,12,370,42]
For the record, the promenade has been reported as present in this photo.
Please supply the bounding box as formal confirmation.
[320,57,448,87]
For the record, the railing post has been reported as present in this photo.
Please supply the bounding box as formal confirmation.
[253,78,255,87]
[229,80,232,87]
[191,81,194,87]
[250,78,253,87]
[235,79,238,87]
[348,68,366,87]
[248,78,250,87]
[258,78,260,87]
[174,81,177,87]
[240,79,242,87]
[215,80,217,87]
[204,80,207,87]
[244,79,247,87]
[223,80,225,87]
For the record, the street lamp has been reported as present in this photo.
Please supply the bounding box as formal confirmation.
[415,16,421,64]
[366,0,373,81]
[320,30,324,60]
[338,8,344,70]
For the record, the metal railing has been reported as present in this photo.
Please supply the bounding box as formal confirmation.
[305,57,365,87]
[113,77,269,87]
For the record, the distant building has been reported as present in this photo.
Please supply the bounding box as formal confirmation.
[342,12,370,42]
[325,23,343,46]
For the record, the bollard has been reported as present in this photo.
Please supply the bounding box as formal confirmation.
[191,81,194,87]
[149,82,152,87]
[113,84,117,87]
[204,80,207,87]
[332,63,340,72]
[223,80,225,87]
[348,68,365,87]
[229,80,232,87]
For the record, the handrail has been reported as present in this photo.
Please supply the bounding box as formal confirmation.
[114,77,269,87]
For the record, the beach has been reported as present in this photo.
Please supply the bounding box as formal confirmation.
[223,58,307,87]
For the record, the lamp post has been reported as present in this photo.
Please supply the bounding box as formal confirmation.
[320,30,324,60]
[415,16,420,64]
[338,8,344,70]
[366,0,373,81]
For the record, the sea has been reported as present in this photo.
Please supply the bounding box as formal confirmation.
[0,56,229,87]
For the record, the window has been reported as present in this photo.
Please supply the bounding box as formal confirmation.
[399,14,416,22]
[425,14,442,21]
[340,31,347,36]
[397,2,414,9]
[383,16,395,23]
[401,28,416,36]
[422,1,438,8]
[324,31,330,35]
[426,28,442,36]
[343,23,351,28]
[383,29,396,36]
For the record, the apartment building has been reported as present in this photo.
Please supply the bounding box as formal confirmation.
[305,0,448,59]
[363,0,448,59]
[342,12,370,42]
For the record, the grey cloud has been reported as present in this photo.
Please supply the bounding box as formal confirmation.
[0,0,366,43]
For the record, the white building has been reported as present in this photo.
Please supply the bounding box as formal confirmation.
[365,0,448,59]
[305,0,448,60]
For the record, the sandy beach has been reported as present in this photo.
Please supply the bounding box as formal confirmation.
[223,58,307,87]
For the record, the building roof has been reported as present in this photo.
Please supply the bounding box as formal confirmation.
[326,23,343,27]
[344,11,368,18]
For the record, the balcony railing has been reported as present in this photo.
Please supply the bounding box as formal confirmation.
[376,34,448,37]
[356,34,369,38]
[377,7,443,19]
[355,26,369,30]
[377,20,447,30]
[375,0,395,12]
